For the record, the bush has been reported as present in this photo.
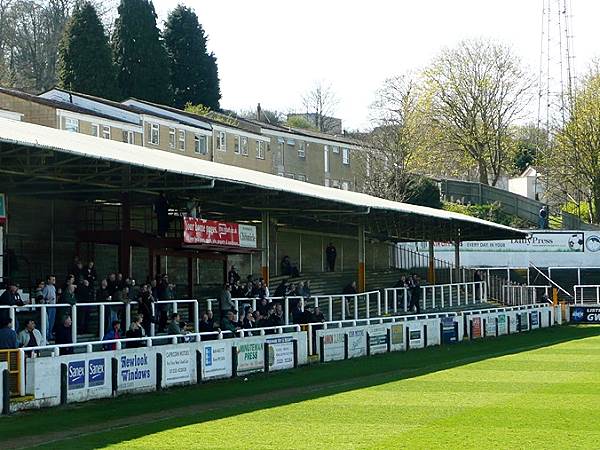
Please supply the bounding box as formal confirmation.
[443,201,529,228]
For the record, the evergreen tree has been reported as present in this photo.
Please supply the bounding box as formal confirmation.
[57,2,118,99]
[112,0,172,104]
[163,5,221,110]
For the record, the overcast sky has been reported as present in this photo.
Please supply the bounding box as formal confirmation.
[152,0,599,130]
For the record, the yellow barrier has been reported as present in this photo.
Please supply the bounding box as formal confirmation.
[0,349,21,396]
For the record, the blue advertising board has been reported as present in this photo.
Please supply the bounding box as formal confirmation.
[571,306,600,324]
[88,358,105,387]
[530,311,540,329]
[68,360,85,390]
[441,317,457,344]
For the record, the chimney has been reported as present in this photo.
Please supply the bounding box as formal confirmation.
[256,103,262,121]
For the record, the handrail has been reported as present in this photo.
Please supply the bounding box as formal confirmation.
[573,284,600,304]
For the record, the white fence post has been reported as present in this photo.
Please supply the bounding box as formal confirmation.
[71,305,77,344]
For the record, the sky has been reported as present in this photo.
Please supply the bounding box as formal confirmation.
[152,0,599,131]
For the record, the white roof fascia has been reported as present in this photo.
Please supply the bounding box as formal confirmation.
[211,124,270,142]
[261,128,362,150]
[56,109,143,133]
[123,99,212,131]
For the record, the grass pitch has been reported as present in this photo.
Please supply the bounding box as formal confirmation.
[2,325,600,449]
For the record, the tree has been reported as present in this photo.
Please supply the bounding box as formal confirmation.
[511,123,548,174]
[356,74,427,202]
[286,115,316,130]
[423,39,534,186]
[57,1,117,98]
[112,0,171,103]
[300,81,339,133]
[546,66,600,223]
[163,4,221,110]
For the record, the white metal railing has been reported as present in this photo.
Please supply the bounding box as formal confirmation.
[574,285,600,304]
[383,281,487,314]
[206,291,382,323]
[502,285,551,305]
[0,299,199,344]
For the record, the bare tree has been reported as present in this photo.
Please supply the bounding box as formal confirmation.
[356,74,426,201]
[423,39,534,186]
[300,80,339,133]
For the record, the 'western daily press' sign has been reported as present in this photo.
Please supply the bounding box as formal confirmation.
[119,350,155,391]
[571,306,600,324]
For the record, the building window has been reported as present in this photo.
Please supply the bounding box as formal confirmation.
[287,138,295,146]
[297,174,307,182]
[342,147,350,165]
[342,181,350,191]
[150,123,160,145]
[241,136,249,156]
[122,130,134,144]
[298,141,305,158]
[195,135,207,155]
[332,145,340,154]
[91,124,99,137]
[178,129,186,151]
[102,125,111,139]
[217,131,226,151]
[168,127,176,148]
[324,146,330,173]
[64,117,79,132]
[256,140,265,159]
[324,179,330,187]
[234,135,241,154]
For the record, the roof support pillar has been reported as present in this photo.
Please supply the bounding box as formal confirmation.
[119,192,131,278]
[261,211,270,285]
[428,240,436,284]
[454,230,461,283]
[358,223,366,292]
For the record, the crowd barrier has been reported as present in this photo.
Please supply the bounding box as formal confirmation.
[1,302,559,413]
[502,285,552,306]
[0,299,200,343]
[574,285,600,305]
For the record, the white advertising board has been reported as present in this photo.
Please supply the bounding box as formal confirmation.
[201,341,231,380]
[368,325,388,355]
[316,329,345,362]
[346,327,367,358]
[118,348,156,393]
[267,342,294,371]
[484,315,497,337]
[406,321,424,349]
[389,323,405,351]
[236,338,264,374]
[163,345,194,386]
[497,313,508,335]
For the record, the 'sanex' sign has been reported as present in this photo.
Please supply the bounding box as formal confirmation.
[571,306,600,324]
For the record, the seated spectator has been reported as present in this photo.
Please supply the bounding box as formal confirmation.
[242,311,255,330]
[0,318,17,349]
[313,307,326,322]
[271,303,284,326]
[206,310,216,329]
[126,315,145,348]
[221,310,240,334]
[199,313,215,333]
[76,279,92,303]
[231,280,244,298]
[228,265,241,285]
[291,301,305,325]
[257,297,269,316]
[55,315,74,355]
[18,319,45,348]
[167,313,187,335]
[102,320,121,351]
[280,255,299,277]
[84,260,97,287]
[0,281,23,323]
[274,279,287,297]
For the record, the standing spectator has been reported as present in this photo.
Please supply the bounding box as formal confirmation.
[0,281,22,323]
[84,261,97,287]
[42,275,57,341]
[219,284,234,318]
[409,274,421,314]
[73,260,85,284]
[228,265,240,286]
[154,193,170,237]
[343,281,358,317]
[106,273,118,296]
[539,206,549,229]
[63,283,77,306]
[326,242,337,272]
[274,279,287,297]
[55,315,74,355]
[137,284,155,336]
[18,319,45,348]
[0,318,17,349]
[97,279,110,302]
[102,320,121,351]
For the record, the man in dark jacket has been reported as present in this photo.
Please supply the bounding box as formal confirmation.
[326,243,337,272]
[55,315,74,355]
[0,318,17,349]
[0,281,22,323]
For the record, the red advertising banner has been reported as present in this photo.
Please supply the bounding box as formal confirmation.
[471,317,482,339]
[183,218,256,248]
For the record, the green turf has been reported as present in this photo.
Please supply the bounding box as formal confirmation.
[2,325,600,449]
